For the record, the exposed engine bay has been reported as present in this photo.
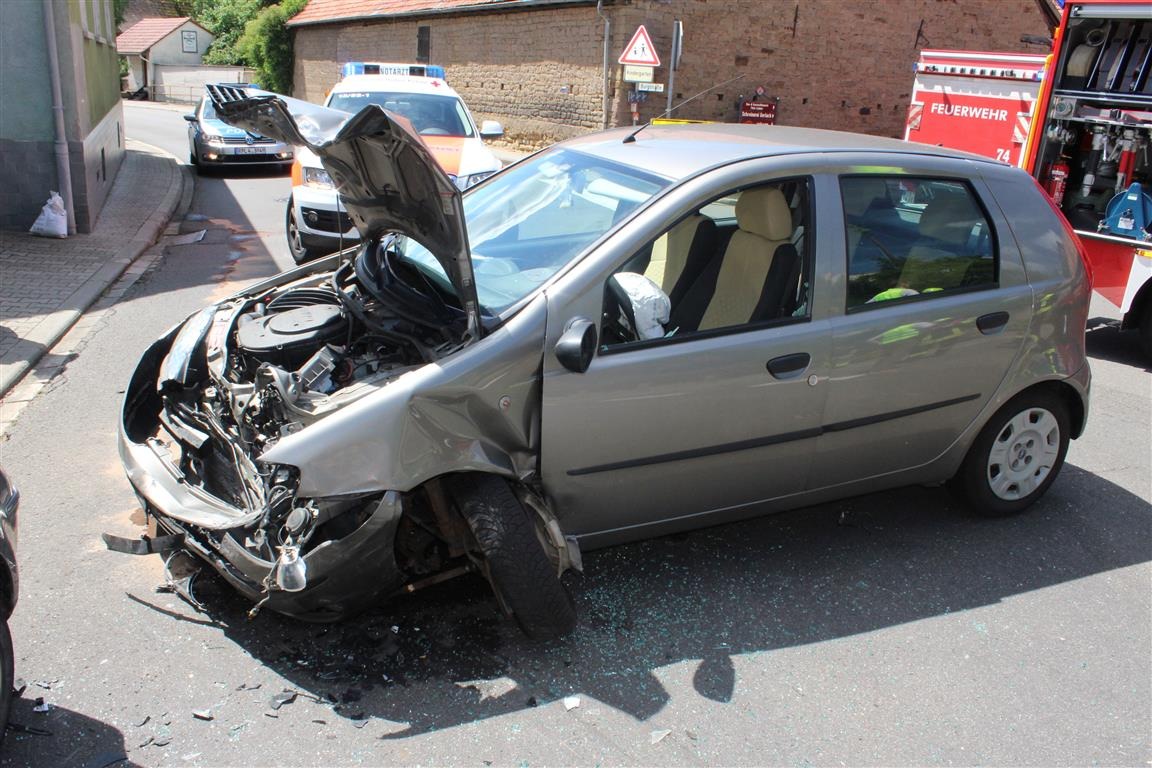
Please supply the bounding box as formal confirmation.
[120,240,492,619]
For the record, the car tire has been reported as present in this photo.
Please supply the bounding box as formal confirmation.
[0,619,12,745]
[451,474,576,640]
[951,390,1070,517]
[285,199,320,265]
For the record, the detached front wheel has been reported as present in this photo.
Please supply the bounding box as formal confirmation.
[451,475,576,640]
[952,391,1070,517]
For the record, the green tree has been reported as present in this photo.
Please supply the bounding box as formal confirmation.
[236,0,307,94]
[197,0,263,65]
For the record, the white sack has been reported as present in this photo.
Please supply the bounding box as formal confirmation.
[612,272,671,340]
[29,191,67,238]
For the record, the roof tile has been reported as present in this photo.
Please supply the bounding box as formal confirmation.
[116,16,194,54]
[288,0,531,27]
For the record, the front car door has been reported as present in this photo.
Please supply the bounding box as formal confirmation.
[540,159,842,548]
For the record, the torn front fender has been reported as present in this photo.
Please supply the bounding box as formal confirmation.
[260,294,549,498]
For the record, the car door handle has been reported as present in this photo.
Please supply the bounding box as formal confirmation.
[766,353,811,379]
[977,311,1010,335]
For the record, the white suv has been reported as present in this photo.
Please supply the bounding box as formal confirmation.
[286,62,504,264]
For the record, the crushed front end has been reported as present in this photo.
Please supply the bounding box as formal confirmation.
[116,256,479,620]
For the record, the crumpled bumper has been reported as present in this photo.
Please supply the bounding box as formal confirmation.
[117,330,406,621]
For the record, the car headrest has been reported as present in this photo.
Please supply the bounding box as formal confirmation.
[736,187,793,241]
[919,193,981,245]
[841,178,890,218]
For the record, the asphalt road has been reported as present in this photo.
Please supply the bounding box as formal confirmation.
[0,102,1148,767]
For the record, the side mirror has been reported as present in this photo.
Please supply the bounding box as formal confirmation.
[183,114,197,122]
[554,317,597,374]
[479,120,504,139]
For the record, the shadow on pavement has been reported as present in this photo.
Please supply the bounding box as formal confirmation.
[136,463,1150,738]
[1086,316,1150,370]
[2,697,141,768]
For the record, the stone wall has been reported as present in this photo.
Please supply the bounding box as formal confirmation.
[291,0,1054,147]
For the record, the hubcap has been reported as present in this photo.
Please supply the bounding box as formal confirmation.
[986,406,1060,501]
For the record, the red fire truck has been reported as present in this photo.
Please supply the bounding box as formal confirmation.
[1022,0,1152,356]
[905,49,1047,166]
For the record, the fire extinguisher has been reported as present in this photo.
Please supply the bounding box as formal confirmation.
[1044,156,1070,206]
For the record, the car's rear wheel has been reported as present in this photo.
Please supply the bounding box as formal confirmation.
[0,619,13,745]
[951,390,1070,516]
[451,474,576,640]
[285,199,320,265]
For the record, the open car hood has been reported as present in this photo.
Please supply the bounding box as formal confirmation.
[207,84,482,338]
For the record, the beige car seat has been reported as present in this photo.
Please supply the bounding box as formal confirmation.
[698,187,794,330]
[644,215,707,296]
[899,193,982,292]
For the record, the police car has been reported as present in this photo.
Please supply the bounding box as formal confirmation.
[286,62,505,264]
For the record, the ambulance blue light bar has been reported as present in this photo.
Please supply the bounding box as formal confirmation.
[339,62,446,80]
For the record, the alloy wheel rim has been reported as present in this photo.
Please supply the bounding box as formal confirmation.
[986,407,1061,501]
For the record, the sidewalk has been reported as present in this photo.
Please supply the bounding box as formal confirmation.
[0,139,189,398]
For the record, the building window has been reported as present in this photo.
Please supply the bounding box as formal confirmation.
[417,26,431,63]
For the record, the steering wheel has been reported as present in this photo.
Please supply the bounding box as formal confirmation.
[604,275,640,343]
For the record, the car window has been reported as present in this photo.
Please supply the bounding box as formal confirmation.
[326,91,474,137]
[600,178,812,349]
[841,177,997,309]
[199,98,215,119]
[397,148,671,314]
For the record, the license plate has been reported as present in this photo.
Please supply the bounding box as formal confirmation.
[234,147,268,155]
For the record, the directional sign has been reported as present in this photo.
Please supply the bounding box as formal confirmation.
[622,65,654,83]
[619,25,661,67]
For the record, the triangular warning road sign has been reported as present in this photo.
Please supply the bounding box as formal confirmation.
[619,25,661,67]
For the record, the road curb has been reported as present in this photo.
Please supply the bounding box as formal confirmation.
[0,141,190,399]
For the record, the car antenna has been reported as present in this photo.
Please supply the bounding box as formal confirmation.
[622,73,746,144]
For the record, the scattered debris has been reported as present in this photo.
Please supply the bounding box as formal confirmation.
[526,696,539,708]
[391,625,400,633]
[192,709,213,721]
[311,719,327,725]
[6,721,52,737]
[33,678,60,690]
[228,723,248,739]
[236,682,262,692]
[32,698,51,713]
[269,691,298,710]
[650,729,672,745]
[181,753,202,761]
[135,715,151,728]
[562,696,580,711]
[168,230,206,246]
[138,736,155,749]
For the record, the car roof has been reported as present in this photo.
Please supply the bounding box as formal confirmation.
[561,123,998,181]
[330,74,463,98]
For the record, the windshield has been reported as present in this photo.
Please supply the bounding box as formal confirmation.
[398,148,671,313]
[327,91,474,137]
[199,98,217,119]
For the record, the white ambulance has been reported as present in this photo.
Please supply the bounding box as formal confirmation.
[286,62,505,264]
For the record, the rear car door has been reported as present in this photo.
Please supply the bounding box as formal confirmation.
[812,162,1032,487]
[539,163,838,546]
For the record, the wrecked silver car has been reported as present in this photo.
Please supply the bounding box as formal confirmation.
[114,85,1090,639]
